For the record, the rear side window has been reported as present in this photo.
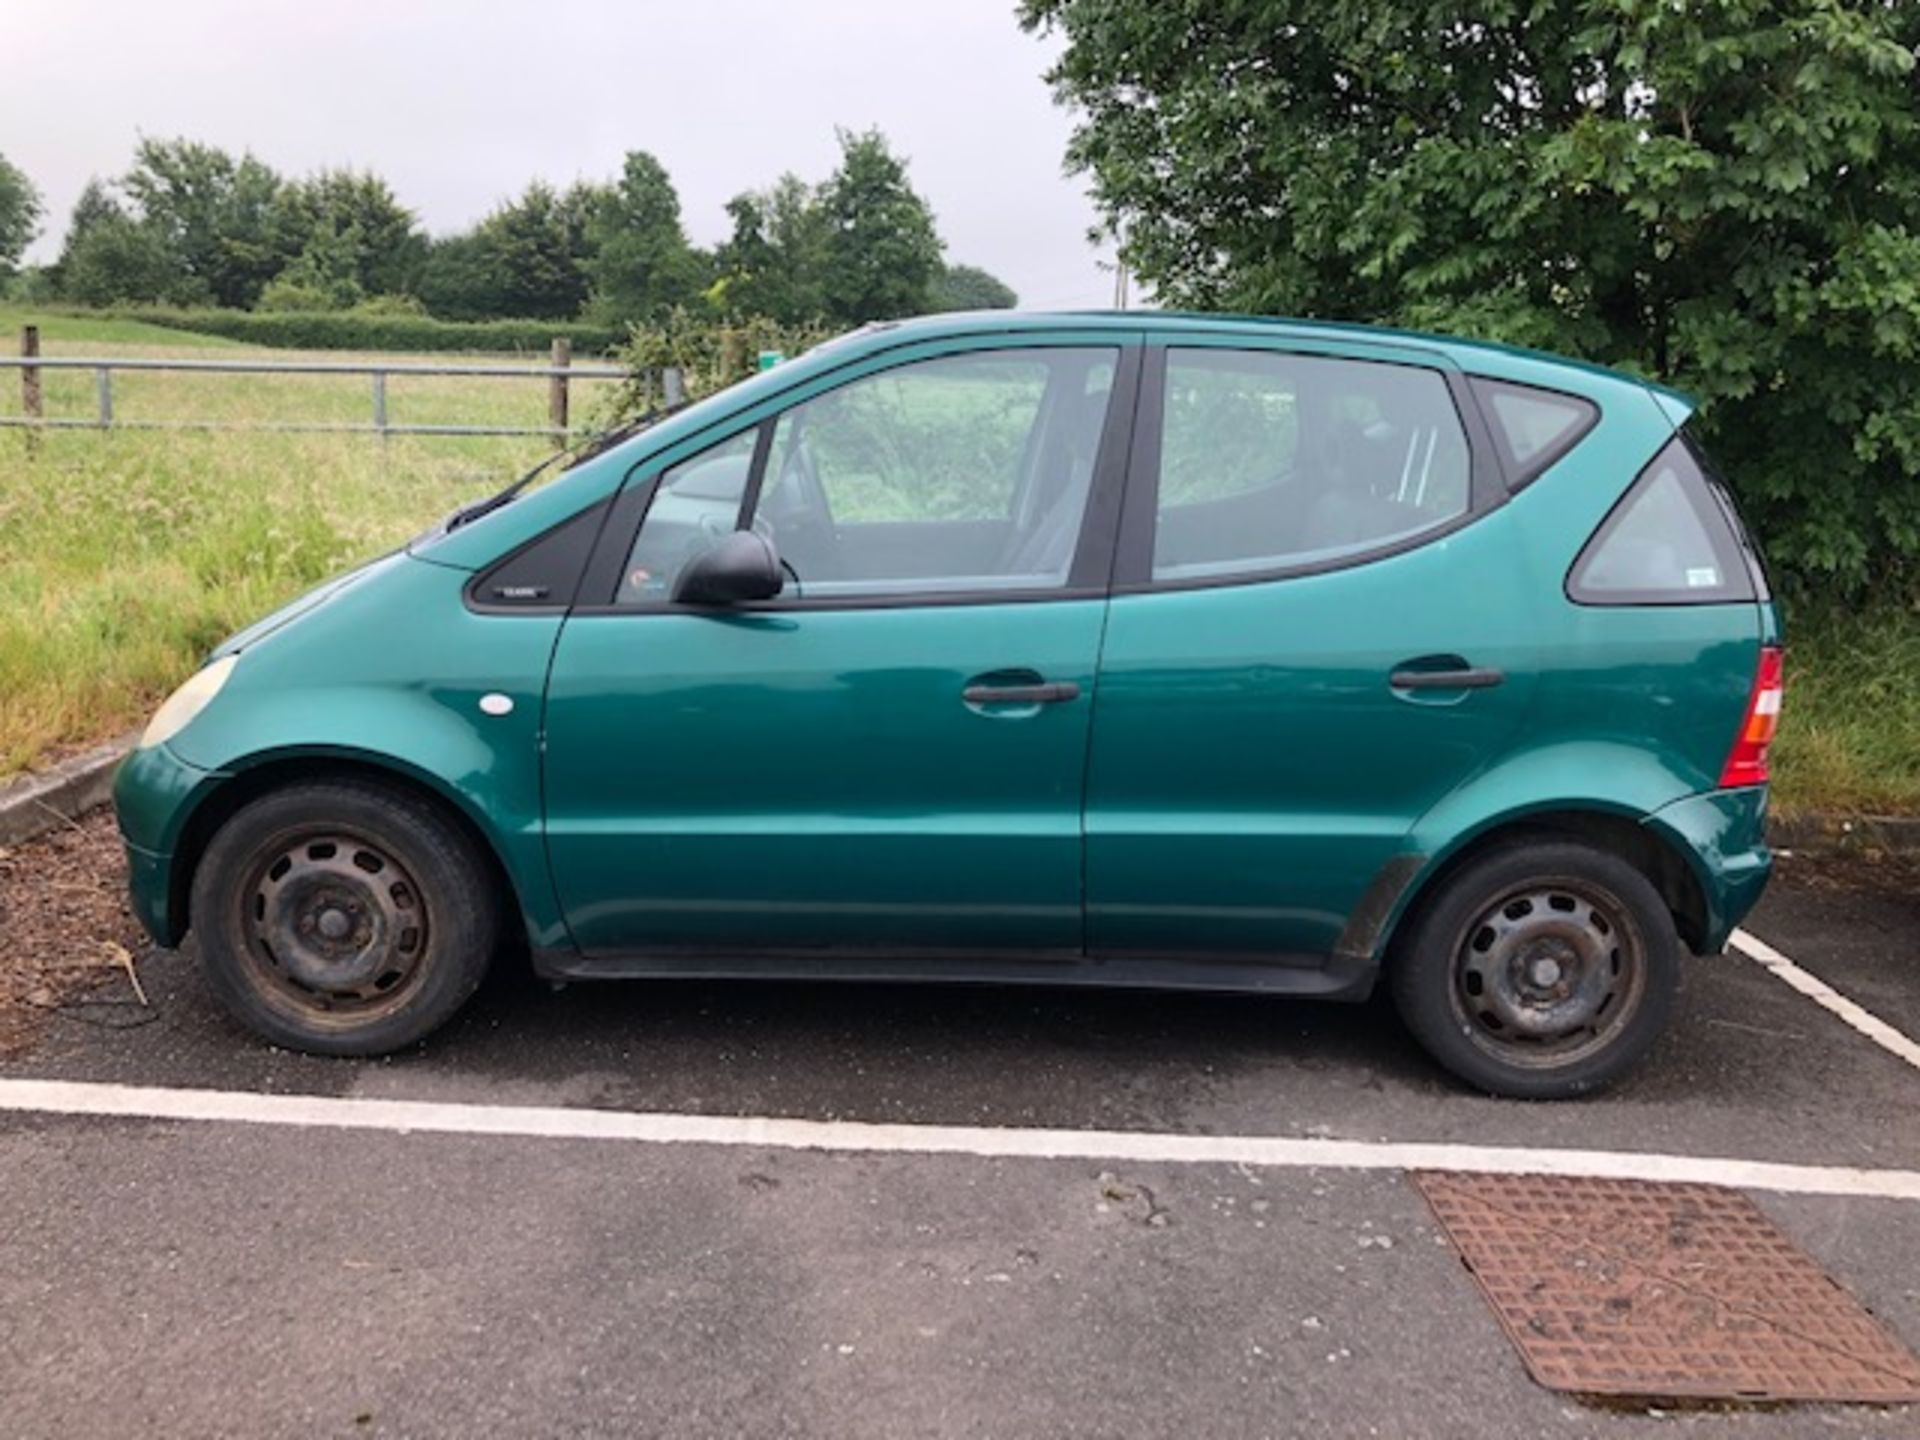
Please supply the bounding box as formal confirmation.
[1469,377,1598,489]
[1150,349,1472,582]
[1568,437,1757,604]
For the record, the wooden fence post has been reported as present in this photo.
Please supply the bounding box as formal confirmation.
[20,325,41,454]
[548,337,571,442]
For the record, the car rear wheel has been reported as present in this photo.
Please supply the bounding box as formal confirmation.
[191,779,498,1056]
[1388,840,1679,1099]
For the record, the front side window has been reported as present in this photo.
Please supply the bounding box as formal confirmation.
[620,347,1117,604]
[620,428,758,601]
[1151,349,1472,582]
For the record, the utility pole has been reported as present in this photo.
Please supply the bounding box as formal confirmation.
[1111,255,1130,311]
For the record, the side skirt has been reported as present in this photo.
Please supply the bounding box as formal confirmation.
[531,946,1379,1002]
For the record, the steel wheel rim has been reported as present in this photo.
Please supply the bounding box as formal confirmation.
[1448,879,1645,1071]
[243,831,430,1019]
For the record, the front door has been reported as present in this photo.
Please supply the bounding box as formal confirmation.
[543,341,1134,957]
[1085,341,1539,961]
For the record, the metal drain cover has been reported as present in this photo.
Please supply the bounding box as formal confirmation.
[1414,1171,1920,1404]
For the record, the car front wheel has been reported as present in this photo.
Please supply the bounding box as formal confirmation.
[1389,839,1680,1100]
[190,779,498,1055]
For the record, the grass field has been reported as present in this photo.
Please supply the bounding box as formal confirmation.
[1,305,241,349]
[0,307,622,773]
[0,306,1913,815]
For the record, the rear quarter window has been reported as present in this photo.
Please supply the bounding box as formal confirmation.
[1568,436,1758,605]
[1469,377,1599,490]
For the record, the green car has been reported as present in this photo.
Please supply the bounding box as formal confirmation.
[114,311,1782,1098]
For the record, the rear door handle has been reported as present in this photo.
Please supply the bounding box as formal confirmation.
[1389,667,1505,690]
[962,681,1082,705]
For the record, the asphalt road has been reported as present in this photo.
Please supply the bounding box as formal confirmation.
[2,859,1916,1439]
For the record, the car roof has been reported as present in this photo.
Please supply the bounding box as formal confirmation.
[838,309,1690,412]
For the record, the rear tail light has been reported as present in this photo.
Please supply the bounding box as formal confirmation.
[1719,645,1784,788]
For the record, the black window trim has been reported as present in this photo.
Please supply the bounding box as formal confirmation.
[570,341,1147,616]
[1109,342,1506,596]
[1685,431,1773,602]
[463,495,617,616]
[1466,375,1601,494]
[733,417,779,531]
[1564,434,1759,608]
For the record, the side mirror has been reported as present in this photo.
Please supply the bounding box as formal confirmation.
[671,530,785,606]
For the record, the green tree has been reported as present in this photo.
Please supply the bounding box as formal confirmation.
[4,266,55,303]
[558,180,611,274]
[275,169,425,299]
[56,178,186,304]
[56,179,182,303]
[122,137,285,308]
[416,231,505,320]
[585,151,705,325]
[0,151,41,277]
[485,181,594,318]
[931,263,1018,312]
[1023,0,1920,592]
[419,182,594,321]
[714,173,832,323]
[59,179,121,254]
[57,181,130,299]
[259,220,367,311]
[58,212,183,306]
[819,129,943,324]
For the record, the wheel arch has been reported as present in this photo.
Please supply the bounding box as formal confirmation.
[1373,805,1711,963]
[167,748,543,952]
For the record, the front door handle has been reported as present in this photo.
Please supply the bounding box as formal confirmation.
[1389,666,1505,690]
[962,680,1082,705]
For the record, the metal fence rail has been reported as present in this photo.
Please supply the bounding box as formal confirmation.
[2,329,668,440]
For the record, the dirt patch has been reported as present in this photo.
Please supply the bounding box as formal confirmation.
[1772,843,1920,901]
[0,808,148,1058]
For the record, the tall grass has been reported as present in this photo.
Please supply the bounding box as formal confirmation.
[1771,599,1920,816]
[0,313,612,771]
[0,428,544,772]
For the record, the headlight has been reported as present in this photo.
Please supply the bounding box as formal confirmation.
[140,654,239,750]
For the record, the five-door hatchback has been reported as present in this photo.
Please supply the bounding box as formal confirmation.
[115,311,1781,1098]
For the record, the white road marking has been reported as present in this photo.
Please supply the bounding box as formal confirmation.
[1729,928,1920,1074]
[2,1077,1918,1201]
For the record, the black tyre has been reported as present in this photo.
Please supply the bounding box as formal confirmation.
[1388,840,1679,1100]
[190,779,499,1056]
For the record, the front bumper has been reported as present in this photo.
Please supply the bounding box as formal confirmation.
[122,839,175,945]
[1643,785,1773,952]
[112,740,222,947]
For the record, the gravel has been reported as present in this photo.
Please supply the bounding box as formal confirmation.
[0,808,147,1057]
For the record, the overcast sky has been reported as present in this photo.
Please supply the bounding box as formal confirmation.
[4,1,1113,307]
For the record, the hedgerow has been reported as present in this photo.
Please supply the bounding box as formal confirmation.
[58,305,623,354]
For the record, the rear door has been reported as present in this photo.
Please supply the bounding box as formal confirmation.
[1084,339,1538,963]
